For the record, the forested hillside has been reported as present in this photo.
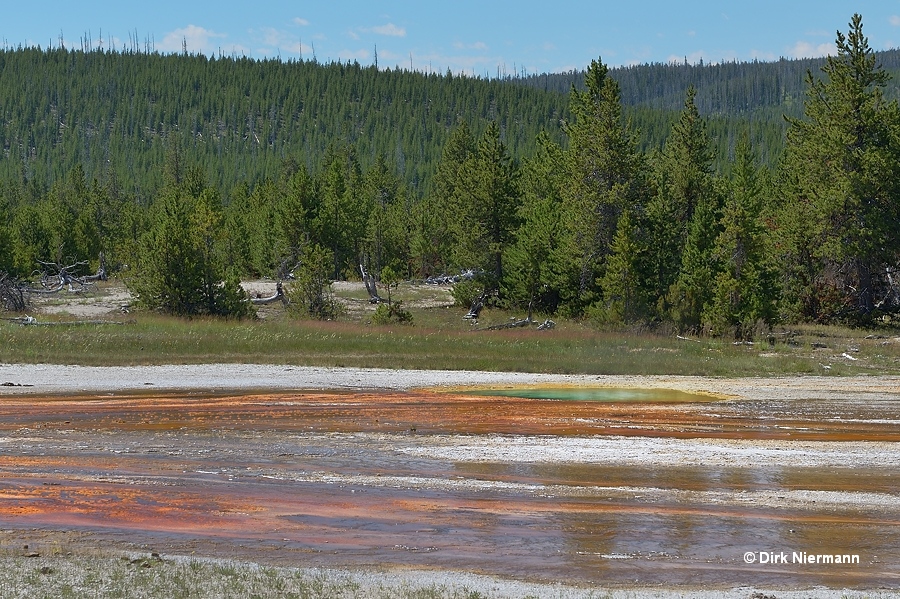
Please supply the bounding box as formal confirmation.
[524,48,900,112]
[1,14,899,332]
[7,43,897,197]
[0,48,568,200]
[526,48,900,166]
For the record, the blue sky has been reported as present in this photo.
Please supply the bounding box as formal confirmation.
[4,1,900,75]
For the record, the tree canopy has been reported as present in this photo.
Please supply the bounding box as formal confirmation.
[2,14,899,328]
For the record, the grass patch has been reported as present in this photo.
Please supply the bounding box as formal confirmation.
[0,549,511,599]
[1,310,898,376]
[3,279,898,376]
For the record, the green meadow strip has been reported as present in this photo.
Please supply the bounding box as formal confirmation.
[1,313,896,376]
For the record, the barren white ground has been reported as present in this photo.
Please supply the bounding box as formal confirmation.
[3,362,899,398]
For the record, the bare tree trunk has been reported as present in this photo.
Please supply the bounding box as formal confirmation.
[359,264,382,304]
[856,260,874,313]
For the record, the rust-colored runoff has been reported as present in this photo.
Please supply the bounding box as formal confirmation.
[0,388,897,588]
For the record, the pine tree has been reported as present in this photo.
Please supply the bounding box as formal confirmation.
[596,208,647,324]
[313,146,367,279]
[131,186,202,315]
[413,121,476,277]
[647,86,720,324]
[221,183,255,275]
[503,132,572,316]
[656,86,716,231]
[286,243,341,320]
[129,167,250,317]
[704,136,778,337]
[561,58,647,309]
[191,186,249,316]
[0,189,12,274]
[244,179,282,276]
[10,203,53,276]
[666,185,722,332]
[363,154,408,278]
[452,121,521,288]
[58,166,100,273]
[277,160,314,254]
[642,167,682,311]
[779,14,900,319]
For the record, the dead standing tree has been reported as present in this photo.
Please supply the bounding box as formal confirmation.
[359,263,383,304]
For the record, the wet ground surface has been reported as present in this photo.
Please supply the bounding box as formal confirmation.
[0,387,898,589]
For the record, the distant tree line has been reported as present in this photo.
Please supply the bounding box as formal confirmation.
[1,15,898,331]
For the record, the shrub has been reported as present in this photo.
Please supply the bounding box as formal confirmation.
[450,279,482,309]
[286,245,343,320]
[371,300,413,325]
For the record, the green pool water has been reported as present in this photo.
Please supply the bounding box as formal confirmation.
[464,387,715,403]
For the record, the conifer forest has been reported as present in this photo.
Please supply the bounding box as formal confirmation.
[1,14,899,334]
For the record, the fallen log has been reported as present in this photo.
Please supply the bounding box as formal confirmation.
[478,318,531,331]
[3,316,128,326]
[474,317,555,332]
[2,315,36,325]
[250,281,289,306]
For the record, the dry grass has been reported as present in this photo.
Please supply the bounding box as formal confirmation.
[0,537,620,599]
[2,279,898,376]
[0,550,503,599]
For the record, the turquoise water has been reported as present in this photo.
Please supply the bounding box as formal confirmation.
[464,387,714,403]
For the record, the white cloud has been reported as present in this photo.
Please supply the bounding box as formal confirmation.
[258,27,283,47]
[159,25,226,54]
[889,15,900,27]
[370,23,406,37]
[453,41,488,51]
[414,51,510,76]
[667,50,706,65]
[293,17,310,27]
[750,49,777,62]
[246,27,312,58]
[789,40,834,59]
[336,48,371,62]
[378,49,403,62]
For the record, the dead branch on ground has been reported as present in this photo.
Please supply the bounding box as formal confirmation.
[250,281,289,306]
[474,317,556,332]
[29,253,107,295]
